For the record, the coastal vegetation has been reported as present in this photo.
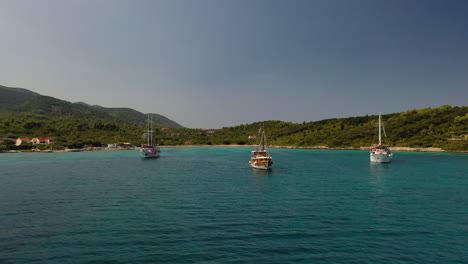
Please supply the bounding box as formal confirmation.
[1,105,467,151]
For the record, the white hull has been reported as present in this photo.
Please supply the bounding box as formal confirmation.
[141,114,160,158]
[370,153,392,163]
[249,158,273,170]
[370,113,393,163]
[250,163,271,170]
[140,149,160,158]
[250,128,273,170]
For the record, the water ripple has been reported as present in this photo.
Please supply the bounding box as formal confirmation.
[0,149,467,263]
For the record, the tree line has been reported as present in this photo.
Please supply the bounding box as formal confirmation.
[1,105,467,151]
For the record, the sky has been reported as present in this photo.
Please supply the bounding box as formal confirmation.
[1,0,467,128]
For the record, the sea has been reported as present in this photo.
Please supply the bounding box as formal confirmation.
[0,147,466,264]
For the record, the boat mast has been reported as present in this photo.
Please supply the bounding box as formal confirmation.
[147,114,150,145]
[150,114,153,146]
[259,127,265,150]
[378,112,382,145]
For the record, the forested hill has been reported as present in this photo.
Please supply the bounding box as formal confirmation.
[0,87,466,151]
[149,105,464,151]
[0,85,41,108]
[0,85,182,128]
[213,105,467,150]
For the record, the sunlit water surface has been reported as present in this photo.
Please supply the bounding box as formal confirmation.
[1,147,466,263]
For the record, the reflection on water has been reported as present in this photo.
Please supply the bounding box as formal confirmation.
[251,168,272,177]
[369,162,390,178]
[368,162,393,197]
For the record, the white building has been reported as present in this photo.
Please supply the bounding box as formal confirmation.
[16,138,32,146]
[31,137,53,145]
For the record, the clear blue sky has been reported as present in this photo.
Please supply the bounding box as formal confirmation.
[1,0,467,128]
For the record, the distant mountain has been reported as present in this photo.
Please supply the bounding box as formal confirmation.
[89,106,182,128]
[0,85,41,109]
[74,101,92,107]
[0,85,183,128]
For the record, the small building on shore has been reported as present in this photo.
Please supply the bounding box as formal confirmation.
[16,138,32,146]
[31,137,53,145]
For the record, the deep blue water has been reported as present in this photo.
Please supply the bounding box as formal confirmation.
[0,147,467,263]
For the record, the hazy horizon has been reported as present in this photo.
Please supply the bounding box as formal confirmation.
[1,0,467,128]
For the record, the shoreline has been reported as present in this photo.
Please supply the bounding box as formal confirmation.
[162,144,467,153]
[1,145,466,154]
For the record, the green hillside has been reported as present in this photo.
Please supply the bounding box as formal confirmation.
[17,96,113,120]
[0,85,40,109]
[0,87,466,152]
[0,111,144,149]
[147,105,467,151]
[90,106,182,128]
[0,85,183,128]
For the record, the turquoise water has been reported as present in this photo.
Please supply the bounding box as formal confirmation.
[0,147,466,263]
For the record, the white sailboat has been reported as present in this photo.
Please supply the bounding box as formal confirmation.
[140,114,160,158]
[370,113,393,163]
[249,127,274,170]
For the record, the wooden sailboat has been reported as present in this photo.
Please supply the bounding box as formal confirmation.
[370,113,393,163]
[249,127,274,170]
[140,114,160,158]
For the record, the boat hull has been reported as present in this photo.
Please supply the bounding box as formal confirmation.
[250,164,271,170]
[249,158,273,170]
[140,149,160,158]
[370,153,392,163]
[250,128,273,170]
